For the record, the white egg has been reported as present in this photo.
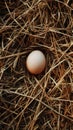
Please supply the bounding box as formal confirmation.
[26,50,46,74]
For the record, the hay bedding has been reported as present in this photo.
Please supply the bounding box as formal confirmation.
[0,0,73,130]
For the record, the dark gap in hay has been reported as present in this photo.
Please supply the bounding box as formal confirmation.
[28,100,38,111]
[0,103,5,118]
[64,61,69,69]
[70,92,73,100]
[58,36,70,45]
[45,32,53,46]
[2,91,16,103]
[68,0,73,6]
[64,75,71,83]
[67,45,73,52]
[22,35,31,48]
[71,10,73,16]
[9,43,21,52]
[14,79,25,88]
[3,67,12,76]
[45,83,52,93]
[64,17,70,28]
[1,78,14,88]
[36,108,58,129]
[0,35,2,47]
[48,88,61,98]
[35,116,45,129]
[50,69,59,82]
[0,6,7,18]
[53,33,65,41]
[0,124,4,130]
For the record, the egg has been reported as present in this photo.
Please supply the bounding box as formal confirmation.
[26,50,46,74]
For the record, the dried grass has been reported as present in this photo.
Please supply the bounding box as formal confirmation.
[0,0,73,130]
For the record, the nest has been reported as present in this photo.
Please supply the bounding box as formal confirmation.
[0,0,73,130]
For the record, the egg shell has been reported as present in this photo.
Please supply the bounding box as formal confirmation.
[26,50,46,74]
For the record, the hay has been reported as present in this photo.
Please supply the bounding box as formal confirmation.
[0,0,73,130]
